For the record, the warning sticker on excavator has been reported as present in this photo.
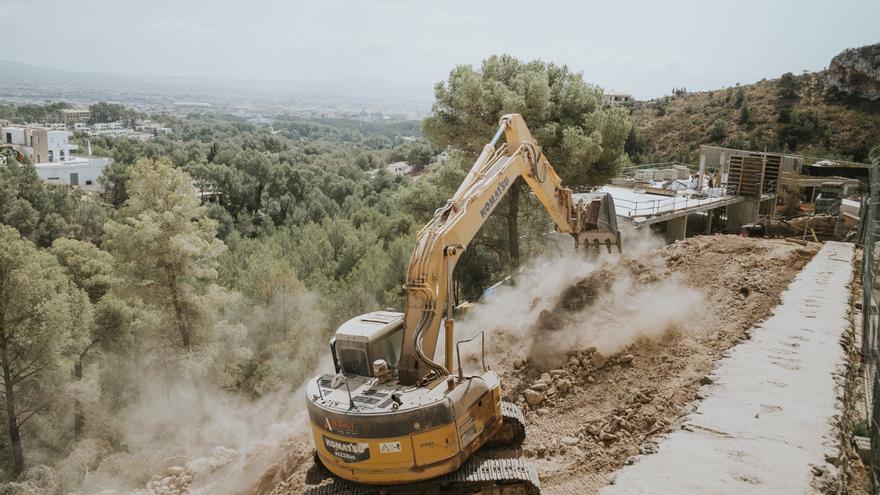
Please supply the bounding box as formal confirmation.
[379,441,401,453]
[323,435,370,463]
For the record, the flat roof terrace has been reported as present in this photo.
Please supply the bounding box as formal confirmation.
[575,186,746,226]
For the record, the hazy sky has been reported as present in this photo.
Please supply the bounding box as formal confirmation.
[2,0,878,100]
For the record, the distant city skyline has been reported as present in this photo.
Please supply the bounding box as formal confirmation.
[2,0,878,100]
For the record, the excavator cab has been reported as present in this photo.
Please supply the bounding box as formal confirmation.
[331,311,405,378]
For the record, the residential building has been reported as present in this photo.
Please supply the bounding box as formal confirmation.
[1,123,109,189]
[134,120,173,136]
[386,161,412,176]
[34,156,110,190]
[44,128,77,162]
[603,91,634,106]
[1,124,77,163]
[60,108,90,124]
[92,122,123,131]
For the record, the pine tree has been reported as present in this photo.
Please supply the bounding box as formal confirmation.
[103,158,225,349]
[0,225,90,475]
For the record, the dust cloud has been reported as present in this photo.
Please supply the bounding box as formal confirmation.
[451,228,704,369]
[79,378,318,494]
[66,358,330,495]
[54,290,337,495]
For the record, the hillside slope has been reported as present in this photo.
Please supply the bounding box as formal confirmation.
[629,44,880,163]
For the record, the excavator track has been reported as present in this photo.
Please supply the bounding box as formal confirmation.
[304,456,540,495]
[486,401,527,448]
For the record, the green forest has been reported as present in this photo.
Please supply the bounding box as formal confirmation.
[0,55,632,493]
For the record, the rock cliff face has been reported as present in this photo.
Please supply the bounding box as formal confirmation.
[827,43,880,101]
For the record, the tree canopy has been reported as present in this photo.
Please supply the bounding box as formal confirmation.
[423,54,632,187]
[421,54,632,267]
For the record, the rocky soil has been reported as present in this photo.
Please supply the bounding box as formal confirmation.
[250,235,819,495]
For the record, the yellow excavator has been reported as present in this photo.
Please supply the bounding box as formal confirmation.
[305,114,621,495]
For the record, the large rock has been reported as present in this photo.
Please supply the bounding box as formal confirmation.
[560,436,580,446]
[530,382,549,392]
[556,378,572,393]
[550,369,568,378]
[523,389,545,406]
[599,431,618,442]
[827,43,880,101]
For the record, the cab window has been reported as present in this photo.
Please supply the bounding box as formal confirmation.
[370,327,404,374]
[339,348,369,376]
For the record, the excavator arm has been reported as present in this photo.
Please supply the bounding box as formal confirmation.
[396,114,621,386]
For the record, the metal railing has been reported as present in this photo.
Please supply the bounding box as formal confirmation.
[609,189,732,219]
[861,147,880,492]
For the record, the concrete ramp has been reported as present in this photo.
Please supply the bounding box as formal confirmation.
[602,241,854,495]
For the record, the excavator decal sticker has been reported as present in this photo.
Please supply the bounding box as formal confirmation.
[323,417,358,436]
[379,441,402,453]
[479,176,511,218]
[324,435,370,463]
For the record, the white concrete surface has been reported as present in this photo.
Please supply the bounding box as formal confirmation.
[576,186,730,220]
[602,241,854,495]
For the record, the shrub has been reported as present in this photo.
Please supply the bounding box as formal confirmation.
[708,120,727,143]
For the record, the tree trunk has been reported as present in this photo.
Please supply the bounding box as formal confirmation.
[167,271,192,349]
[73,357,84,440]
[0,336,24,475]
[507,179,521,266]
[255,182,264,214]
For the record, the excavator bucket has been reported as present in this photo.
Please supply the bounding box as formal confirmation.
[573,192,622,253]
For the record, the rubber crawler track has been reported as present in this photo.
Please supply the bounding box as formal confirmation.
[303,456,540,495]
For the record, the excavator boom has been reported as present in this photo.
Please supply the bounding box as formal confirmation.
[397,113,621,386]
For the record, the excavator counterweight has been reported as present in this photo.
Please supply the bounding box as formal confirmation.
[305,114,621,494]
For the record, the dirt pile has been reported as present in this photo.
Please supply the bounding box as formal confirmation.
[247,440,314,495]
[534,268,614,331]
[523,259,680,369]
[252,235,819,495]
